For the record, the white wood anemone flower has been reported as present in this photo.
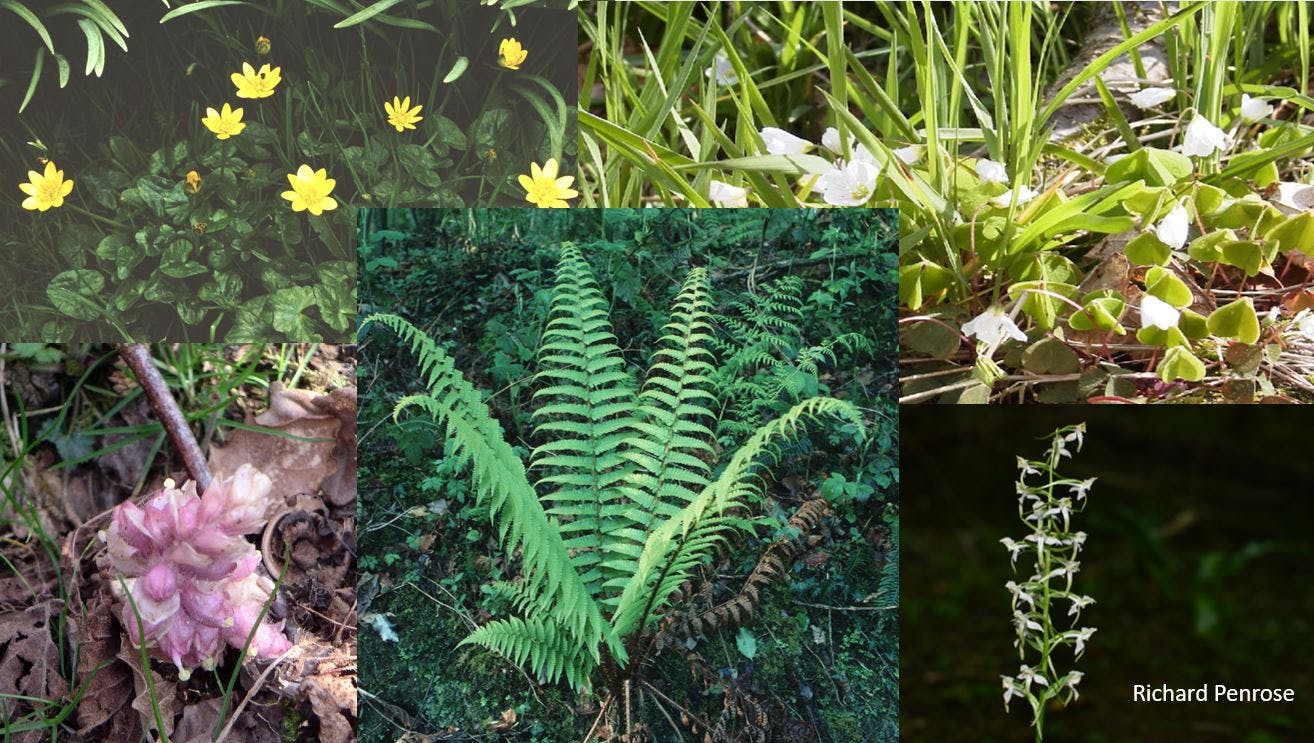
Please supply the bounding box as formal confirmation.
[1154,203,1190,250]
[1239,94,1274,122]
[1129,86,1176,109]
[708,179,749,208]
[1140,294,1181,330]
[962,305,1027,346]
[816,158,879,207]
[975,158,1009,184]
[1180,113,1231,157]
[758,126,812,155]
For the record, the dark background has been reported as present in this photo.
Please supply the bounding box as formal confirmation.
[902,407,1314,742]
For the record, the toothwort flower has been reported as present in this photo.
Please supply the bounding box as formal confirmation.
[103,465,290,679]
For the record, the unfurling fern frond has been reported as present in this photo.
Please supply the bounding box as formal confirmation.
[531,242,638,600]
[611,397,865,639]
[363,312,612,662]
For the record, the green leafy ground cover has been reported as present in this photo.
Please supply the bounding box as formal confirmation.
[1,0,573,340]
[579,1,1314,402]
[357,208,897,741]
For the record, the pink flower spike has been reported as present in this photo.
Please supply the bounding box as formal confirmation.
[142,564,178,602]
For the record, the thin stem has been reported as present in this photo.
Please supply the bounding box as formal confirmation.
[116,344,212,492]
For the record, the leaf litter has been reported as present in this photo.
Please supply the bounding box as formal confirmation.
[0,344,357,741]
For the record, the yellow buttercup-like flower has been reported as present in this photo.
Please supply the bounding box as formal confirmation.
[19,160,74,212]
[498,38,528,70]
[281,164,337,216]
[201,103,246,140]
[518,158,577,208]
[185,170,202,194]
[255,35,271,56]
[384,96,424,132]
[230,62,282,99]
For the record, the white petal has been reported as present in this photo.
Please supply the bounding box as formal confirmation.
[821,127,841,154]
[708,179,749,207]
[893,144,924,164]
[1154,203,1190,250]
[1140,294,1181,330]
[975,158,1009,184]
[1129,87,1175,110]
[1239,94,1273,122]
[759,127,812,156]
[1181,114,1231,157]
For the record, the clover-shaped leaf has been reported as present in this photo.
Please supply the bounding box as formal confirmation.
[1207,298,1261,344]
[1158,345,1206,382]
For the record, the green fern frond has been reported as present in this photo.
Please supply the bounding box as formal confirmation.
[462,616,597,691]
[530,242,638,599]
[363,312,613,663]
[875,516,899,609]
[611,397,866,639]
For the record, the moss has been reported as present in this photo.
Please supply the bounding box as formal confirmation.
[359,585,578,742]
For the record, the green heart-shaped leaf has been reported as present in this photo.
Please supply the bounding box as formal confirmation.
[1145,266,1192,308]
[1158,345,1206,382]
[1219,240,1265,276]
[1068,291,1126,333]
[1105,147,1193,187]
[46,269,105,321]
[1124,232,1172,265]
[1186,229,1235,263]
[1207,298,1261,344]
[1021,337,1081,374]
[899,260,956,310]
[1266,212,1314,254]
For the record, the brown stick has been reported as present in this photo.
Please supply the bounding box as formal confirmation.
[116,344,212,491]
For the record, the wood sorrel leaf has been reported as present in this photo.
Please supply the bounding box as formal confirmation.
[1207,298,1261,344]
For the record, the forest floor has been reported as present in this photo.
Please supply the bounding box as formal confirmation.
[0,343,357,742]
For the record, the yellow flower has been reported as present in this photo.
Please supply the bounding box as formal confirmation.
[281,164,338,216]
[201,103,246,140]
[19,160,74,212]
[255,35,271,56]
[384,95,424,133]
[185,170,202,194]
[230,62,282,99]
[498,38,528,70]
[518,158,577,208]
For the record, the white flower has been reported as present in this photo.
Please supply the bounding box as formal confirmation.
[1129,86,1175,109]
[852,143,879,166]
[1024,531,1063,547]
[1044,498,1074,531]
[1273,182,1314,214]
[1069,477,1096,501]
[893,144,924,164]
[1050,436,1071,460]
[1180,113,1231,157]
[821,127,841,154]
[1016,456,1040,479]
[990,184,1039,208]
[1013,611,1044,638]
[1140,294,1180,330]
[1295,309,1314,342]
[975,158,1009,184]
[759,127,812,155]
[1017,664,1049,689]
[1239,94,1273,122]
[816,158,879,206]
[1065,670,1084,700]
[1154,203,1190,250]
[1005,581,1037,610]
[962,306,1027,346]
[1067,627,1097,656]
[1001,675,1023,711]
[1067,594,1096,616]
[1000,536,1027,566]
[704,54,737,85]
[708,180,749,208]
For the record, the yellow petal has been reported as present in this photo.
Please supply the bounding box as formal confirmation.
[26,170,41,184]
[297,164,316,180]
[18,183,35,196]
[541,159,558,180]
[243,62,256,76]
[62,179,74,196]
[22,196,39,210]
[44,161,59,178]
